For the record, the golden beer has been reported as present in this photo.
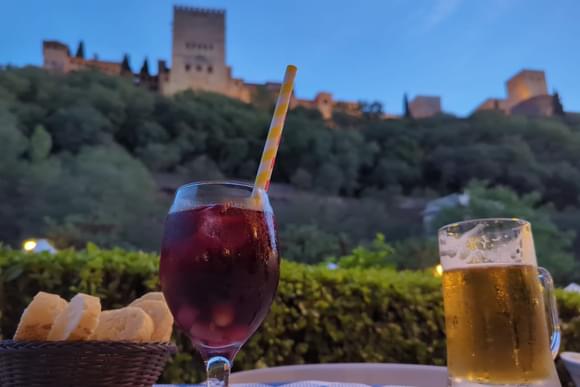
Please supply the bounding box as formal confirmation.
[443,265,554,384]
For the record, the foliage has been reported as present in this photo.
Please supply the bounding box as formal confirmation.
[279,224,343,264]
[75,41,85,59]
[358,100,384,120]
[28,125,52,162]
[274,193,420,259]
[3,67,580,275]
[0,247,578,384]
[553,92,565,116]
[289,168,313,190]
[331,233,395,269]
[433,182,577,284]
[7,67,580,206]
[329,234,439,271]
[0,107,162,250]
[0,68,580,208]
[390,238,439,271]
[403,94,411,119]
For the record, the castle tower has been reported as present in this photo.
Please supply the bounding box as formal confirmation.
[42,41,70,73]
[506,70,548,108]
[314,92,334,120]
[163,5,229,95]
[409,96,442,118]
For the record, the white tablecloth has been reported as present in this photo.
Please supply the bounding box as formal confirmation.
[155,382,411,387]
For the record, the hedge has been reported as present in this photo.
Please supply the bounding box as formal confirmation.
[0,246,579,385]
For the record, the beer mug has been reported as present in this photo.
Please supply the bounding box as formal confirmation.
[438,219,561,386]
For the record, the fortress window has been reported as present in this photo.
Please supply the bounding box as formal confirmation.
[208,65,213,73]
[185,64,191,72]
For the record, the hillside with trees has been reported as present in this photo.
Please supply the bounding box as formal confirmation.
[2,66,580,283]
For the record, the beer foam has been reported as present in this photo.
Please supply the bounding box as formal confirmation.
[439,220,538,270]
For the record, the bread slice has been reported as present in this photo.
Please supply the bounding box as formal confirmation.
[91,307,153,342]
[132,291,165,304]
[47,293,101,341]
[13,292,68,341]
[131,300,174,342]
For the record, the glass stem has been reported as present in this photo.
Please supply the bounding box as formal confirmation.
[206,356,231,387]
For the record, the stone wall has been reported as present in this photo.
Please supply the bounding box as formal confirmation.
[506,70,548,108]
[409,96,441,118]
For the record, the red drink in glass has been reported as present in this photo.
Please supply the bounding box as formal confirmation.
[160,198,279,360]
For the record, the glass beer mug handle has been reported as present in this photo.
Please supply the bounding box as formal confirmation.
[538,266,561,359]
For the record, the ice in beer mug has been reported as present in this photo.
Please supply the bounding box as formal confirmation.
[438,219,561,386]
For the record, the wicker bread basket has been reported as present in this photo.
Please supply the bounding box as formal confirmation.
[0,340,176,387]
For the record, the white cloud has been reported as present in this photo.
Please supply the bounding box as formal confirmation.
[423,0,462,31]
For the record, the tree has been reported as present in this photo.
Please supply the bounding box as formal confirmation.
[0,110,29,243]
[359,100,384,120]
[331,233,395,269]
[0,108,27,161]
[370,158,419,189]
[140,58,150,78]
[134,121,169,147]
[391,238,438,270]
[219,138,249,173]
[75,41,85,59]
[177,155,224,181]
[553,90,565,116]
[121,54,131,73]
[316,163,344,195]
[46,104,112,152]
[280,224,342,264]
[46,146,162,250]
[403,93,412,118]
[136,143,181,171]
[28,125,52,162]
[290,168,313,190]
[3,65,580,258]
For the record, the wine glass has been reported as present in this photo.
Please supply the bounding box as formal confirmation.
[160,181,279,386]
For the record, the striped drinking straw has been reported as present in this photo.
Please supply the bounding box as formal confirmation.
[253,65,298,194]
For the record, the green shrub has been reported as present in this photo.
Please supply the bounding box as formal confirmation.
[330,233,395,269]
[0,247,579,384]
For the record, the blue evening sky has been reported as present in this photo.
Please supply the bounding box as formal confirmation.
[1,0,578,115]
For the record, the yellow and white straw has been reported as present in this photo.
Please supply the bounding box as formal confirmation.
[253,65,297,193]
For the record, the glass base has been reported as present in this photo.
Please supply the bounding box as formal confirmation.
[448,376,562,387]
[206,356,231,387]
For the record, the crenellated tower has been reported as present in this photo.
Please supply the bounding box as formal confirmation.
[161,6,229,95]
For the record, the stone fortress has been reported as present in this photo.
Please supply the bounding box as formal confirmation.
[43,5,566,120]
[43,5,364,120]
[475,70,561,117]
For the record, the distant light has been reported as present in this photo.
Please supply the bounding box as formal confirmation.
[434,264,443,277]
[22,238,57,254]
[326,263,338,270]
[23,240,37,252]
